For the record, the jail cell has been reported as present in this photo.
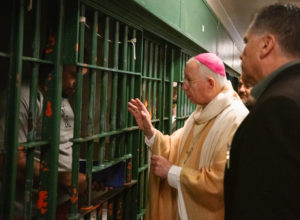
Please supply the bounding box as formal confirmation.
[0,0,199,219]
[66,2,143,219]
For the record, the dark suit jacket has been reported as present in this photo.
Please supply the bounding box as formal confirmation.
[224,62,300,220]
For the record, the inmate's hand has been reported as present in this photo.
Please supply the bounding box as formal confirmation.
[151,155,172,179]
[128,98,155,139]
[58,172,87,195]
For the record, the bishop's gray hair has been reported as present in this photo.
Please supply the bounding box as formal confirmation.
[188,57,227,87]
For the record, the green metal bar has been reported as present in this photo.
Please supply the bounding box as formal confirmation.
[110,20,119,160]
[0,52,9,57]
[138,40,148,213]
[115,195,124,220]
[131,180,139,219]
[139,172,144,210]
[20,140,49,149]
[38,0,64,218]
[177,53,183,129]
[120,25,128,156]
[86,10,98,206]
[22,56,53,64]
[99,16,110,163]
[0,0,24,218]
[126,29,136,184]
[76,63,141,76]
[158,46,164,131]
[92,154,132,172]
[167,49,174,134]
[24,0,41,218]
[185,54,189,120]
[107,199,114,220]
[142,39,148,105]
[176,83,182,129]
[137,164,148,173]
[123,189,131,220]
[152,44,158,120]
[147,41,153,118]
[97,204,103,220]
[71,126,139,143]
[180,54,185,128]
[143,170,148,210]
[131,29,141,188]
[0,52,53,65]
[162,45,167,133]
[70,3,84,219]
[137,209,146,219]
[141,75,160,81]
[141,29,149,207]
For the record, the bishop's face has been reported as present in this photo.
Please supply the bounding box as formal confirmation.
[182,59,210,105]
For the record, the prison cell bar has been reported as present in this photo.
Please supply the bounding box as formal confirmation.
[85,10,98,208]
[38,0,64,219]
[0,0,25,219]
[24,0,41,218]
[69,3,86,219]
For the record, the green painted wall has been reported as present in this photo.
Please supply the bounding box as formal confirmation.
[134,0,240,74]
[134,0,181,29]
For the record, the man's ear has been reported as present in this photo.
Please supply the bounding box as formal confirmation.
[260,34,275,59]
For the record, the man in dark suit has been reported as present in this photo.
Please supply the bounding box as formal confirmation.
[224,3,300,220]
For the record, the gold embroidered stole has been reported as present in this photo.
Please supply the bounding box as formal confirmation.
[177,117,216,167]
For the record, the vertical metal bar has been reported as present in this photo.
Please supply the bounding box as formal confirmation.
[70,4,85,218]
[184,55,188,119]
[115,195,123,220]
[0,0,24,218]
[142,39,148,103]
[24,0,41,218]
[119,25,128,156]
[176,83,181,129]
[107,200,114,220]
[99,16,110,163]
[139,172,144,211]
[168,49,174,134]
[158,46,164,131]
[162,45,167,133]
[123,190,131,220]
[86,10,98,206]
[147,41,153,117]
[131,32,140,205]
[178,54,183,128]
[38,0,64,218]
[110,21,119,159]
[97,204,103,220]
[152,44,158,120]
[138,39,148,213]
[126,29,136,183]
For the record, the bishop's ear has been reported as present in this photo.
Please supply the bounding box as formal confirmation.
[207,77,215,89]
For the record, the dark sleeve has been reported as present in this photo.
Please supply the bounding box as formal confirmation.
[226,96,300,220]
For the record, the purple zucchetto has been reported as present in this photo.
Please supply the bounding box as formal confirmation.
[194,53,226,76]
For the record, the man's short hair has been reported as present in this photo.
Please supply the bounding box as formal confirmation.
[250,3,300,56]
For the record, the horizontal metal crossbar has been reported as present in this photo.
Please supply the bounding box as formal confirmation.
[92,154,132,172]
[71,126,140,143]
[76,62,141,76]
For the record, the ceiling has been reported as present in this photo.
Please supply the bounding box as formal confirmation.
[206,0,300,52]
